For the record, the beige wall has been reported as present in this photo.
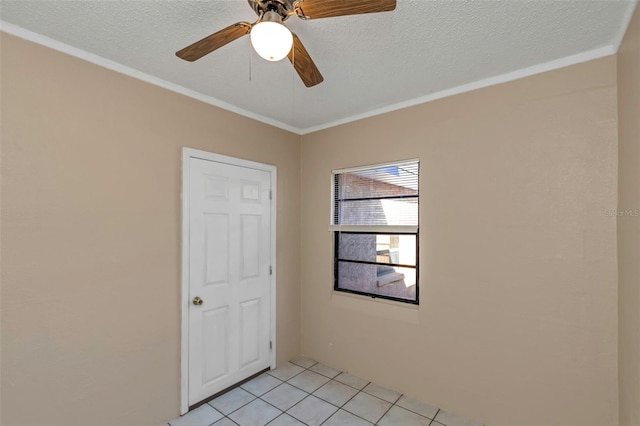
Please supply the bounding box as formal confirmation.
[1,22,632,426]
[300,57,619,425]
[0,34,300,426]
[618,5,640,425]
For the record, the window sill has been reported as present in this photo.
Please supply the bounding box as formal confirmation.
[331,288,420,310]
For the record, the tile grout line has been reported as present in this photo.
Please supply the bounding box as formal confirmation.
[317,385,369,426]
[358,380,440,423]
[228,393,290,426]
[277,370,332,397]
[374,403,395,426]
[265,411,307,426]
[223,417,240,426]
[323,381,375,425]
[392,396,441,422]
[211,383,274,418]
[212,375,288,422]
[428,408,442,426]
[264,389,313,424]
[372,392,404,425]
[256,379,317,424]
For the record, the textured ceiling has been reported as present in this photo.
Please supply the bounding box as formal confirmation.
[1,0,637,133]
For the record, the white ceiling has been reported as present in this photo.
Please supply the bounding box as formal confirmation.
[1,0,636,134]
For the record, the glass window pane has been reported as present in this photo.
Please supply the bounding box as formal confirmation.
[337,198,418,226]
[336,262,417,302]
[338,163,419,200]
[337,233,416,266]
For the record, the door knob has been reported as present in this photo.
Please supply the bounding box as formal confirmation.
[192,296,203,306]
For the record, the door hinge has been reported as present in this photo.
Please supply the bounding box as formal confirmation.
[269,190,272,200]
[270,341,273,350]
[269,265,273,275]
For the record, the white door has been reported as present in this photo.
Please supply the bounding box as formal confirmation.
[187,156,273,406]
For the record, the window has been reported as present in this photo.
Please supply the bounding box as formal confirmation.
[331,160,419,304]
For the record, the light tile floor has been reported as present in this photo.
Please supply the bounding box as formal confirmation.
[167,357,483,426]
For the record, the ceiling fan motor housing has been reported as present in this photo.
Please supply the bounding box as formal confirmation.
[248,0,295,21]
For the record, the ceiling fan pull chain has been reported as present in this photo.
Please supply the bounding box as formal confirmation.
[248,37,253,81]
[291,42,295,113]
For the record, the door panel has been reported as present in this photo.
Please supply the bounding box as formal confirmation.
[205,214,229,285]
[188,157,272,405]
[204,175,229,199]
[240,215,261,278]
[239,298,261,367]
[202,306,228,383]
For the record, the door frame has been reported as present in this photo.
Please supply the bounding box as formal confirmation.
[180,147,277,414]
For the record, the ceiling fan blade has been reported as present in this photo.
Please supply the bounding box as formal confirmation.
[288,33,324,88]
[294,0,395,19]
[176,22,252,62]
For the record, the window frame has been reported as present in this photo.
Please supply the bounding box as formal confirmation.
[331,159,420,305]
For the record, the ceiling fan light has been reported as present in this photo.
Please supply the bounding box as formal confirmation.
[250,14,293,62]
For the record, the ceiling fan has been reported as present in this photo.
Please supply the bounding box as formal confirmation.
[175,0,396,88]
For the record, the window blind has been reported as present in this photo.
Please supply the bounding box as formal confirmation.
[331,160,419,232]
